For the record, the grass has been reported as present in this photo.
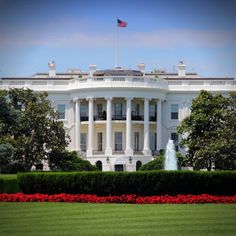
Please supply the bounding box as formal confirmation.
[0,203,236,236]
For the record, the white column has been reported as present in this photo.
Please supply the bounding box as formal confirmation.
[75,99,81,151]
[105,97,112,156]
[156,99,162,151]
[87,97,94,156]
[125,97,133,156]
[143,98,151,155]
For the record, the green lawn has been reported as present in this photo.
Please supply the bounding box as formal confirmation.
[0,203,236,236]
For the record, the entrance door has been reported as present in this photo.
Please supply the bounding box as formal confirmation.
[115,165,124,172]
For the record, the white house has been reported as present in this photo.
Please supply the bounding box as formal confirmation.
[1,61,235,171]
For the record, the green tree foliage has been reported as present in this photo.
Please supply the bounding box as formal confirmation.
[139,152,186,171]
[48,151,98,171]
[177,90,236,170]
[0,88,70,172]
[139,155,164,171]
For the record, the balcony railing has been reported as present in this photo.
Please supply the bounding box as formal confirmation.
[132,115,144,121]
[112,115,126,120]
[94,115,106,120]
[80,116,88,121]
[149,116,157,121]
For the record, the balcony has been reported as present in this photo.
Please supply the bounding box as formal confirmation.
[112,115,126,120]
[80,116,88,121]
[132,115,144,121]
[149,116,156,121]
[94,114,106,120]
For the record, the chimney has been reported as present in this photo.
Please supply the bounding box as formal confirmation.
[48,61,56,77]
[138,63,145,74]
[89,64,96,76]
[178,61,186,77]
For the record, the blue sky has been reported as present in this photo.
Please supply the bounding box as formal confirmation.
[0,0,236,77]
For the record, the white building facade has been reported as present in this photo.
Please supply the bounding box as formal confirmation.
[1,62,235,171]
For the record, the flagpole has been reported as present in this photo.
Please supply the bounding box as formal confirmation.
[115,18,119,68]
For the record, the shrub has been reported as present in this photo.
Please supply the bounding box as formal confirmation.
[0,175,20,193]
[18,171,236,196]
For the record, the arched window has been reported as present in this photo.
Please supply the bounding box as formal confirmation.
[136,161,142,171]
[96,160,102,171]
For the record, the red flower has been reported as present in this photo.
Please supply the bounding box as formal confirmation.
[1,193,236,204]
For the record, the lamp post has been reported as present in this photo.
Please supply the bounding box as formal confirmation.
[129,156,132,164]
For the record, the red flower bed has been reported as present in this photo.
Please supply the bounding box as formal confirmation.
[1,193,236,204]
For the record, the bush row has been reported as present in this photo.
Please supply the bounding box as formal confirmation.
[18,171,236,196]
[0,175,20,193]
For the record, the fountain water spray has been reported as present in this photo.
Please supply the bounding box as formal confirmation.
[164,139,177,170]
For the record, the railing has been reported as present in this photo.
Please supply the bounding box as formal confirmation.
[132,115,144,121]
[1,77,235,92]
[112,115,126,120]
[149,116,157,121]
[94,115,106,120]
[168,80,235,91]
[80,116,88,121]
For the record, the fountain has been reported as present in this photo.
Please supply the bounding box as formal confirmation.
[164,139,177,170]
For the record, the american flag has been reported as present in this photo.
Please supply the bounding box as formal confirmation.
[117,19,127,27]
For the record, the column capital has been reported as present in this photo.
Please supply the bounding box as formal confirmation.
[72,97,79,103]
[86,97,94,101]
[105,96,113,101]
[125,97,133,101]
[142,97,152,102]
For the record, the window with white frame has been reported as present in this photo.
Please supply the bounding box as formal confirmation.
[150,132,157,151]
[80,104,87,117]
[81,133,87,152]
[134,132,139,151]
[97,104,103,117]
[57,104,65,119]
[171,104,179,120]
[115,132,122,151]
[114,103,122,117]
[97,132,103,151]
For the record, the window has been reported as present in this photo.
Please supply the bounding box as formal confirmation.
[114,103,122,117]
[150,132,157,151]
[135,104,140,115]
[97,132,103,151]
[115,165,124,172]
[97,104,103,117]
[115,132,122,151]
[81,133,87,152]
[80,104,87,117]
[136,161,142,171]
[57,104,65,119]
[149,104,156,117]
[96,161,102,171]
[171,104,179,120]
[171,132,179,151]
[134,132,139,151]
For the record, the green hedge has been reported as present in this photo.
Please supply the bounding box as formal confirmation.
[0,175,20,193]
[17,171,236,196]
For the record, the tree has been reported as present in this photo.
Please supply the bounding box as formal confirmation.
[139,152,186,171]
[0,88,70,172]
[139,155,164,171]
[48,151,98,171]
[177,90,236,170]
